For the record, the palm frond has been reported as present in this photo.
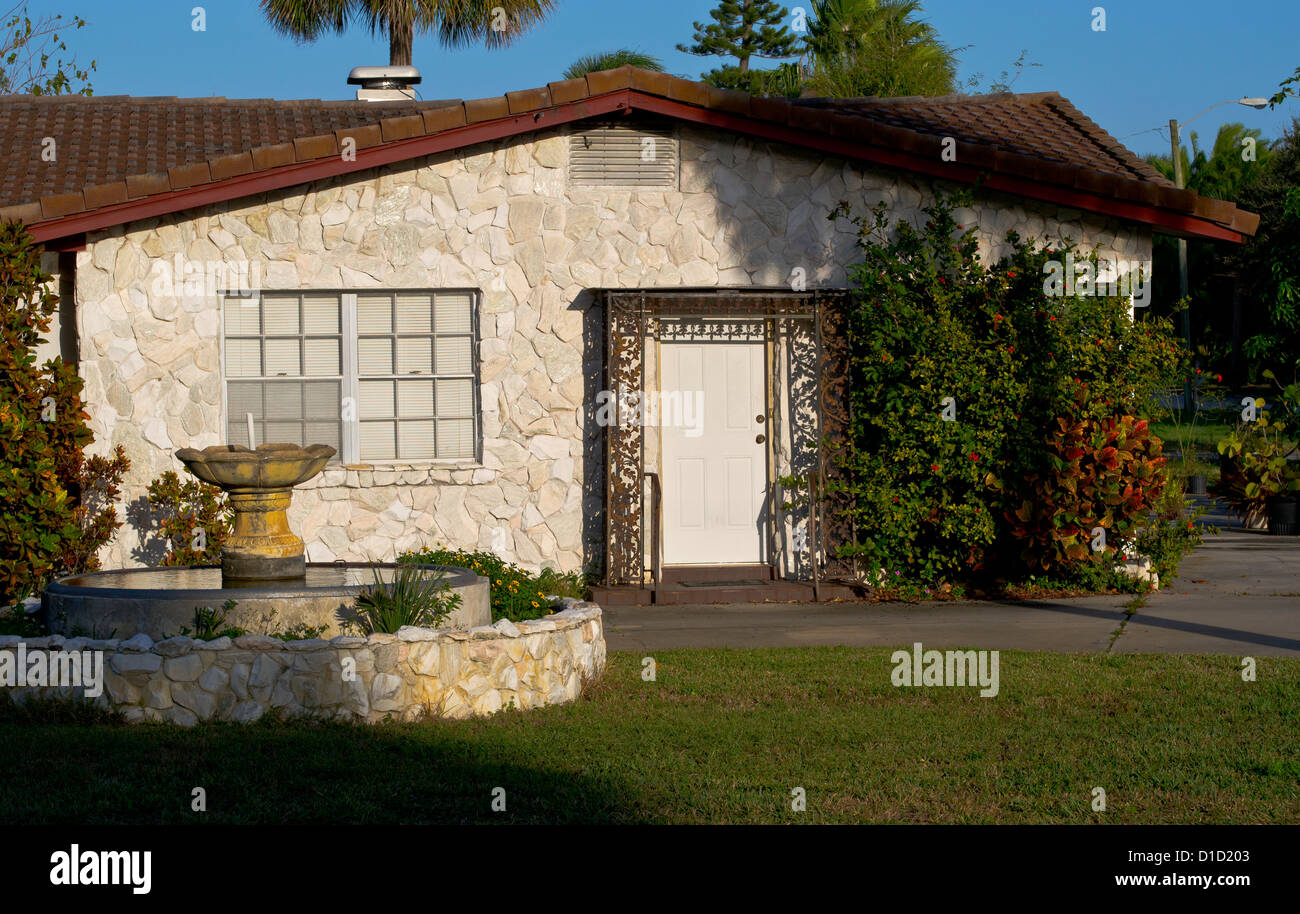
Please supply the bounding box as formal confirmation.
[259,0,356,41]
[563,49,664,80]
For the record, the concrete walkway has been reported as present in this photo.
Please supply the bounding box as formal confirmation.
[603,526,1300,657]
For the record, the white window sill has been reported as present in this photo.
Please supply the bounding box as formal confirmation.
[339,461,482,470]
[303,461,491,489]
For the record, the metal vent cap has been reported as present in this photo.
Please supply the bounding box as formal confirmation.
[347,66,422,89]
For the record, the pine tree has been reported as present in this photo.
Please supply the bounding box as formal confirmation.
[677,0,800,91]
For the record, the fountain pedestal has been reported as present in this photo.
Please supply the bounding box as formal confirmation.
[175,443,336,583]
[224,488,306,580]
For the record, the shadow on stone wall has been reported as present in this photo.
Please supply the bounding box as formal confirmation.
[124,495,170,567]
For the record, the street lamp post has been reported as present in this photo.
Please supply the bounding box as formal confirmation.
[1168,97,1268,412]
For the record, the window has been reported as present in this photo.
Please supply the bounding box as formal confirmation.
[223,290,479,463]
[568,122,677,187]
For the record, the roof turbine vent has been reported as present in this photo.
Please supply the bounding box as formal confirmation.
[347,66,421,101]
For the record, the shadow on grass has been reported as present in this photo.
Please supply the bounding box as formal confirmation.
[0,699,660,825]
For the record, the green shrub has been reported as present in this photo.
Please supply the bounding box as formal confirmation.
[352,564,462,634]
[54,446,130,578]
[402,546,591,622]
[0,221,129,606]
[1212,411,1298,526]
[824,191,1185,587]
[143,470,232,565]
[1135,511,1212,583]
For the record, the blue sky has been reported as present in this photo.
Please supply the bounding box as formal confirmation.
[22,0,1300,156]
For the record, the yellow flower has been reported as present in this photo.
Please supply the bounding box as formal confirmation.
[531,601,538,607]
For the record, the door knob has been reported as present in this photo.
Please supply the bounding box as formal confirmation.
[755,414,766,424]
[755,433,766,444]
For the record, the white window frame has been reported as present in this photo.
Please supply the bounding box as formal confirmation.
[219,288,481,466]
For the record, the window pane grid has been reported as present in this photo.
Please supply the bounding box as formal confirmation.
[226,293,475,465]
[226,290,478,463]
[355,292,478,460]
[224,294,343,461]
[226,379,342,456]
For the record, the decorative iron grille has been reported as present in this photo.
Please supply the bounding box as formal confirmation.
[601,289,851,588]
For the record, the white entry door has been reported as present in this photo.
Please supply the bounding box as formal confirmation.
[660,339,767,565]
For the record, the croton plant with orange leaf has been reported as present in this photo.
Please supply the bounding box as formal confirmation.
[995,414,1167,571]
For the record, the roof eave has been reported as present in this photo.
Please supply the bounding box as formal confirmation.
[12,79,1253,245]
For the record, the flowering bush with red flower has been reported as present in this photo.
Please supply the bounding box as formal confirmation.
[818,190,1184,586]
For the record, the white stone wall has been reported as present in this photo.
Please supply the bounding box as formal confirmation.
[1,602,606,724]
[72,122,1152,574]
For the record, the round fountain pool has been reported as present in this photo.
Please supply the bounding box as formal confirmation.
[41,563,490,640]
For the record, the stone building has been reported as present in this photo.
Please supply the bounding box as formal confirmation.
[0,67,1256,602]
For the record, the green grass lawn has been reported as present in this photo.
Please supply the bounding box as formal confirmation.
[2,647,1297,824]
[1150,422,1229,454]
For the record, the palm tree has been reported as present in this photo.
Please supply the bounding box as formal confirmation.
[563,49,663,80]
[803,0,958,98]
[259,0,557,68]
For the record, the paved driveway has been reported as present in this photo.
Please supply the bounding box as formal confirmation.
[603,527,1300,656]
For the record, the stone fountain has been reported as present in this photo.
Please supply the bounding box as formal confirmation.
[41,442,489,639]
[174,443,335,582]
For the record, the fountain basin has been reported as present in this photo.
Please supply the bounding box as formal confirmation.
[42,563,490,640]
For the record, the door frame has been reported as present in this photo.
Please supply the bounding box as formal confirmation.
[601,288,849,588]
[656,323,770,567]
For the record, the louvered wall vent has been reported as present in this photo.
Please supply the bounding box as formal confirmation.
[568,123,678,187]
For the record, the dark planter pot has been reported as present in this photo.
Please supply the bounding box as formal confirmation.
[1267,496,1298,536]
[1187,475,1207,496]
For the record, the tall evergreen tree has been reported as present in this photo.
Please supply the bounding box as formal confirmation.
[677,0,800,92]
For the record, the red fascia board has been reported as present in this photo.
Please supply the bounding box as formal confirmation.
[27,92,635,244]
[26,88,1241,244]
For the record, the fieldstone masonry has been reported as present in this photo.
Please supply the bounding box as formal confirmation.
[68,122,1152,574]
[1,602,605,724]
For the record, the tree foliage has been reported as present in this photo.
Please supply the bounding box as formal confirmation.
[141,471,232,567]
[677,0,800,90]
[0,221,126,606]
[0,3,95,95]
[1145,119,1300,383]
[563,49,663,80]
[802,0,958,98]
[1234,121,1300,378]
[1269,63,1300,108]
[259,0,556,67]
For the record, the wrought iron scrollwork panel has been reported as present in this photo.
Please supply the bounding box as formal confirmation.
[815,292,856,581]
[604,294,646,586]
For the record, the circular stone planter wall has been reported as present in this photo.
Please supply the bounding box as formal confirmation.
[2,602,605,724]
[42,563,489,641]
